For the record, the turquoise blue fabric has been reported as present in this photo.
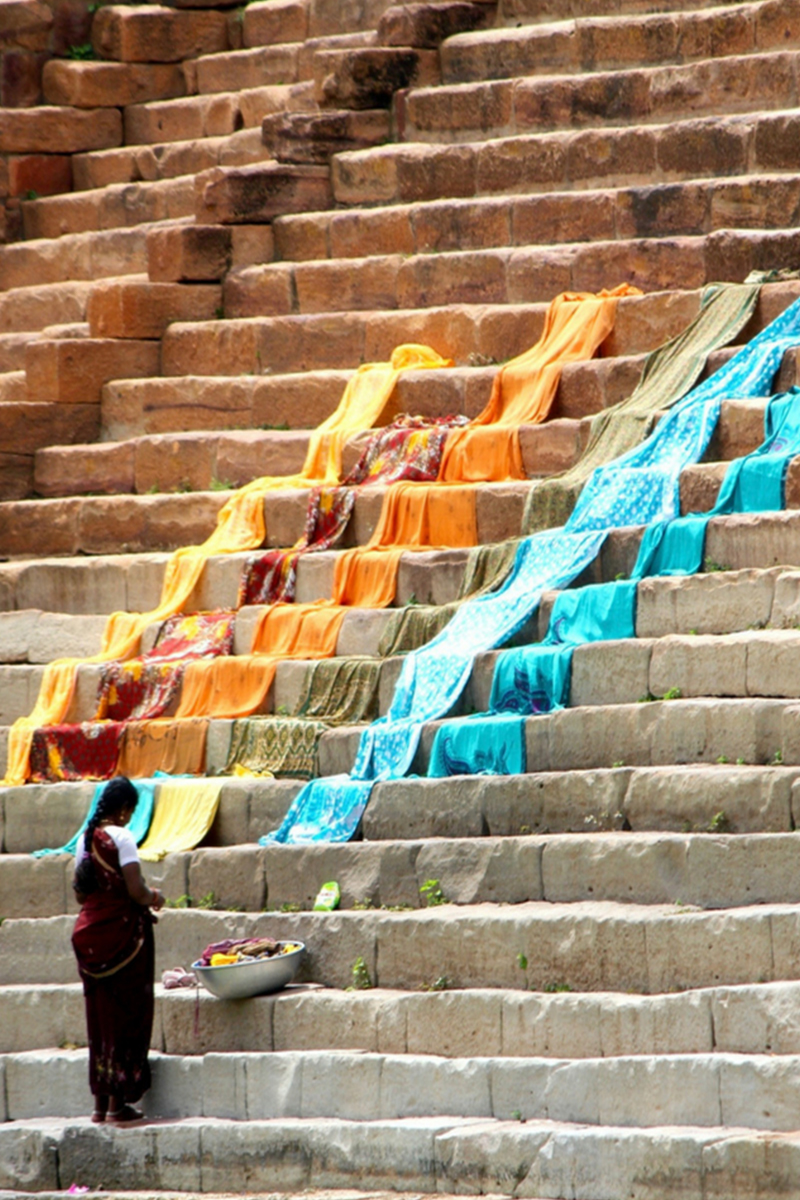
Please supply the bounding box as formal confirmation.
[32,777,156,858]
[259,776,372,845]
[264,293,800,841]
[428,714,526,777]
[633,385,800,578]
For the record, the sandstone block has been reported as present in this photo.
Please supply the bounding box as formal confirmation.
[379,2,489,48]
[87,278,222,339]
[571,639,652,707]
[7,153,71,198]
[0,105,121,152]
[34,441,135,498]
[263,109,391,165]
[26,336,160,404]
[42,59,185,107]
[196,163,333,224]
[649,633,748,698]
[188,846,267,912]
[92,5,229,63]
[147,224,233,283]
[243,0,308,48]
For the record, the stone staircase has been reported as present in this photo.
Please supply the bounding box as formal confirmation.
[4,0,800,1196]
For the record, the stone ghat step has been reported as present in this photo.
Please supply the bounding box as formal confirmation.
[403,49,800,143]
[0,224,157,292]
[501,0,759,21]
[8,827,800,919]
[0,477,530,559]
[122,81,316,150]
[5,1115,799,1198]
[2,764,799,860]
[7,899,800,991]
[0,106,122,155]
[21,175,196,241]
[271,173,800,264]
[103,341,775,441]
[0,281,93,337]
[0,333,39,374]
[4,976,800,1058]
[8,1046,800,1133]
[17,1116,800,1200]
[33,387,769,499]
[194,34,374,97]
[331,108,800,208]
[41,59,188,111]
[222,229,800,320]
[15,603,800,734]
[441,0,797,84]
[159,283,800,378]
[71,129,273,193]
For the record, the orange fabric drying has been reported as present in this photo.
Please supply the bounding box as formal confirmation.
[251,603,348,661]
[175,657,277,720]
[439,286,639,483]
[117,717,208,779]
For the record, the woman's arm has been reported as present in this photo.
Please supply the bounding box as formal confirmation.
[121,862,164,910]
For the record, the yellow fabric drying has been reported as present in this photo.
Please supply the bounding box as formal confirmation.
[137,777,222,862]
[438,286,639,482]
[2,342,451,786]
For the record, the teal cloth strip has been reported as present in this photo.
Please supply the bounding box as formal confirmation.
[31,776,157,857]
[428,714,527,778]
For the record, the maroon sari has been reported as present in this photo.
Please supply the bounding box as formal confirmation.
[71,829,155,1103]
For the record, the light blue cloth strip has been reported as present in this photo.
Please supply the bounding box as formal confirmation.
[32,777,157,858]
[263,293,800,840]
[260,776,372,845]
[428,714,527,778]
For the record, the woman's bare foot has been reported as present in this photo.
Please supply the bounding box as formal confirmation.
[91,1096,109,1124]
[107,1104,145,1126]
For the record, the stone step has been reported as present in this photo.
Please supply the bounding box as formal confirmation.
[198,33,375,96]
[0,1113,795,1197]
[0,224,154,290]
[222,229,800,320]
[497,0,758,21]
[441,0,797,84]
[0,280,92,335]
[41,58,188,109]
[6,827,800,918]
[3,761,799,862]
[240,0,414,47]
[0,371,26,402]
[7,1045,800,1133]
[91,4,230,64]
[86,276,223,340]
[331,108,800,207]
[24,383,771,500]
[0,333,39,374]
[72,128,272,191]
[270,173,800,263]
[2,976,799,1058]
[123,81,317,148]
[0,106,122,154]
[0,404,101,501]
[403,48,800,143]
[21,175,196,240]
[0,476,528,558]
[4,899,800,992]
[159,281,800,378]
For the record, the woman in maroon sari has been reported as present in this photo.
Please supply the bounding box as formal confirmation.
[72,776,164,1125]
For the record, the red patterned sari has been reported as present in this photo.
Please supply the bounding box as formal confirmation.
[71,829,155,1103]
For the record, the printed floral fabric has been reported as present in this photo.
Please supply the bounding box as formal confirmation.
[240,415,468,606]
[29,721,125,783]
[95,611,235,722]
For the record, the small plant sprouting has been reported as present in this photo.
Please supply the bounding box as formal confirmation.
[638,692,656,703]
[209,476,235,491]
[612,759,625,768]
[214,304,225,320]
[23,189,39,201]
[353,897,376,911]
[662,686,682,700]
[716,754,729,764]
[688,628,698,636]
[510,1109,524,1122]
[165,894,192,909]
[67,42,95,58]
[351,955,373,990]
[516,952,528,971]
[195,891,216,910]
[424,975,452,992]
[420,879,446,907]
[704,558,731,574]
[707,810,731,834]
[774,748,784,764]
[543,981,573,994]
[280,901,301,913]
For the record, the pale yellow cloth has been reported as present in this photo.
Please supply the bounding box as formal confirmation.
[137,779,222,862]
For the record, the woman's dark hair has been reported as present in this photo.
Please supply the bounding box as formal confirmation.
[73,776,139,896]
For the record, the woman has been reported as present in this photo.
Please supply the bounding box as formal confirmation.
[72,775,164,1125]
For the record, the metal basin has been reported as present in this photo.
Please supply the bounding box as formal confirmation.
[192,942,305,1000]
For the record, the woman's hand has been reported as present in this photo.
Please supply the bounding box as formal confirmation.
[149,887,165,911]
